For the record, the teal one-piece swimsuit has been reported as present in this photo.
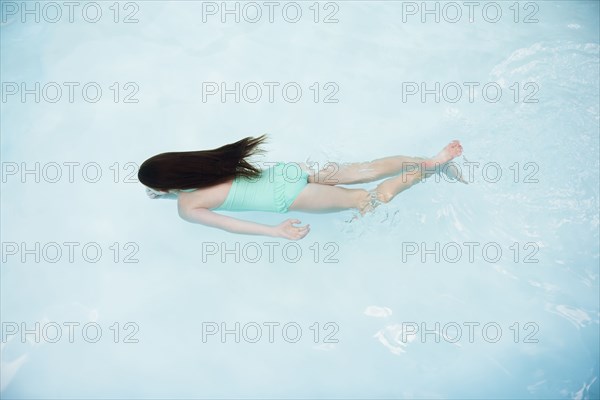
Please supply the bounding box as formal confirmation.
[182,162,310,213]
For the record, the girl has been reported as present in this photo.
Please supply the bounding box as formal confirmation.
[138,134,465,240]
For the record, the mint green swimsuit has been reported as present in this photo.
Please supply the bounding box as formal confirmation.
[187,162,309,213]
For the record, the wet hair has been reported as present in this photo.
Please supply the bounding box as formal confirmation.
[138,134,268,191]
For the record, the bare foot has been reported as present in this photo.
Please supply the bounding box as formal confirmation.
[348,190,381,222]
[425,140,463,168]
[358,194,375,216]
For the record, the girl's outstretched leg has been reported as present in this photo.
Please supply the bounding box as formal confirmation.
[309,155,429,185]
[308,140,463,185]
[359,141,464,214]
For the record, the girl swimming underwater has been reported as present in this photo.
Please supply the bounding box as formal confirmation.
[138,135,465,240]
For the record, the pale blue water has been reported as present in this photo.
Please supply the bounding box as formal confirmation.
[1,1,599,399]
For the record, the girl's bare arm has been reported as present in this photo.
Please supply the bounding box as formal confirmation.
[178,207,310,240]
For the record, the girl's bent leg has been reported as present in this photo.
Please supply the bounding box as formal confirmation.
[287,183,370,213]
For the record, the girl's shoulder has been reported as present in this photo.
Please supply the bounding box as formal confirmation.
[177,179,235,210]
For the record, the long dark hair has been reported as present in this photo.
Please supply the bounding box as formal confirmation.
[138,134,268,191]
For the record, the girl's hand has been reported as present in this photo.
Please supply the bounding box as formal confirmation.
[146,187,169,199]
[273,219,310,240]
